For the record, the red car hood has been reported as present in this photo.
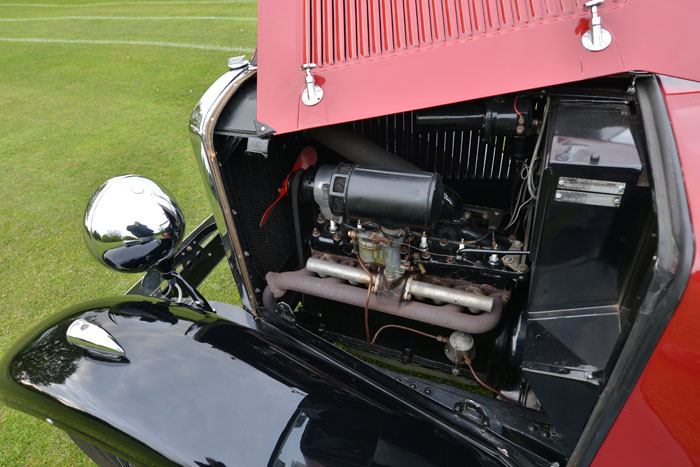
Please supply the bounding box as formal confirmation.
[258,0,700,135]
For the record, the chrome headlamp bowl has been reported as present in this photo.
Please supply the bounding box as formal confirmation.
[83,175,185,273]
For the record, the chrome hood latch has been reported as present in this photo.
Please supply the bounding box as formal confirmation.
[299,63,323,106]
[582,0,612,52]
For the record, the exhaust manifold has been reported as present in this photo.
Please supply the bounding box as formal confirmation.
[264,257,505,334]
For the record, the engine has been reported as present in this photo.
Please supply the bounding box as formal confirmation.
[213,76,657,458]
[265,162,520,372]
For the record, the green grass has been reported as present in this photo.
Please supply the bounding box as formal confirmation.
[0,1,255,464]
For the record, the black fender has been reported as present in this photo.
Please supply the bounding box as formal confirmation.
[0,296,504,466]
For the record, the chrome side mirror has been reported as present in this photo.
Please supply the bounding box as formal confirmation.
[83,175,185,273]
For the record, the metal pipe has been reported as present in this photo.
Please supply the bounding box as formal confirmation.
[262,286,278,313]
[457,248,530,255]
[404,278,494,313]
[307,125,419,171]
[306,256,494,313]
[306,256,378,288]
[265,269,503,334]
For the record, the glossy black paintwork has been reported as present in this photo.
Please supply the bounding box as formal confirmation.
[0,296,515,466]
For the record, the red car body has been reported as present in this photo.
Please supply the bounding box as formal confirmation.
[257,0,700,134]
[256,0,700,463]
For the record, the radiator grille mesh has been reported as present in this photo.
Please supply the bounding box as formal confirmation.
[352,113,514,180]
[218,140,297,279]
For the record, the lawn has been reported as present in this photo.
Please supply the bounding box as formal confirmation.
[0,0,255,464]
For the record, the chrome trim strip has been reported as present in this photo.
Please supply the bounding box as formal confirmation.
[66,319,125,359]
[189,66,258,311]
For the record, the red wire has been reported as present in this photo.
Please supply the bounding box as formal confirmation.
[513,96,522,117]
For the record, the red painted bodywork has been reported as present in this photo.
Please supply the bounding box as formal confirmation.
[592,78,700,466]
[258,0,700,135]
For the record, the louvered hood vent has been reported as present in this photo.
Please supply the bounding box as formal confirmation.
[303,0,624,68]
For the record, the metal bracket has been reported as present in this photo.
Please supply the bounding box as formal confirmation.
[274,302,297,323]
[582,0,612,52]
[299,63,323,106]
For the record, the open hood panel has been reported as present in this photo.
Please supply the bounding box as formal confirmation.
[258,0,700,135]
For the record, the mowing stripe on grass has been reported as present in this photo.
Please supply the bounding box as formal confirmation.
[0,37,254,52]
[0,1,256,7]
[0,16,257,21]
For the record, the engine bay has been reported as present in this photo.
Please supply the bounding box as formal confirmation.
[212,75,657,460]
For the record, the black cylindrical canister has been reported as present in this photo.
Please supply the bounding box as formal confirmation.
[311,164,444,230]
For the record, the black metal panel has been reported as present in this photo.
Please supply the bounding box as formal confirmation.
[214,78,257,136]
[127,215,224,296]
[522,99,652,453]
[0,297,506,467]
[529,101,648,311]
[520,368,600,453]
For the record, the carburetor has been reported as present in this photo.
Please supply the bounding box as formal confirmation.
[348,228,406,283]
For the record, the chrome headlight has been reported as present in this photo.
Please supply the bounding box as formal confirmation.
[83,175,185,273]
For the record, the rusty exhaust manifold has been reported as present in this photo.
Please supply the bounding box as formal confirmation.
[264,258,504,334]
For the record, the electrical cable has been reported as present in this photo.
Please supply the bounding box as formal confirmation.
[505,169,530,230]
[173,283,183,303]
[370,324,439,345]
[513,96,522,117]
[526,96,551,200]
